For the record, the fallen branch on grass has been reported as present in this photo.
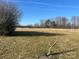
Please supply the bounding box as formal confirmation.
[33,40,77,59]
[46,48,77,57]
[47,40,57,56]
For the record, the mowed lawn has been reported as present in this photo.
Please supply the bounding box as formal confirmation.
[0,28,79,59]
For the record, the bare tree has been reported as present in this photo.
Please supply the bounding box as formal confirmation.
[40,19,46,28]
[51,21,57,28]
[66,22,71,28]
[44,19,51,28]
[34,23,40,28]
[55,16,67,28]
[0,1,21,35]
[71,16,79,28]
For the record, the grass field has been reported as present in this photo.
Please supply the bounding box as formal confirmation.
[0,28,79,59]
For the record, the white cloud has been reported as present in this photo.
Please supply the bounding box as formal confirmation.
[7,0,79,8]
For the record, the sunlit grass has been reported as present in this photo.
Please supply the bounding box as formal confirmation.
[0,28,79,59]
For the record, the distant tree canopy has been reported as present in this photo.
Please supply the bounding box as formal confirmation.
[0,1,21,35]
[33,16,79,29]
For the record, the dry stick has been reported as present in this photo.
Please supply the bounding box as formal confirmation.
[47,29,58,56]
[37,36,77,59]
[33,39,77,58]
[47,47,77,56]
[33,40,57,59]
[47,40,57,56]
[46,39,77,57]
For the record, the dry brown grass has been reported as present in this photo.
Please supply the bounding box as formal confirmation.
[0,28,79,59]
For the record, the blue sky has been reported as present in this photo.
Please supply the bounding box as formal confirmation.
[7,0,79,25]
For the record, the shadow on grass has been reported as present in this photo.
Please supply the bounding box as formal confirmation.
[10,31,66,36]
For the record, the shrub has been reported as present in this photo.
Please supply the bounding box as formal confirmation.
[0,1,21,35]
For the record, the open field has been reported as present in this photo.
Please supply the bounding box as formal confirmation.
[0,28,79,59]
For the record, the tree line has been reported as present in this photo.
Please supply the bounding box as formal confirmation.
[27,16,79,29]
[0,0,79,36]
